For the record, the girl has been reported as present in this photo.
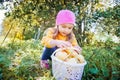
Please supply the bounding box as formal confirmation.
[40,10,82,69]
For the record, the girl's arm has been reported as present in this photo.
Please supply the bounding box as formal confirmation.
[50,40,72,48]
[41,28,54,48]
[41,28,72,48]
[71,33,82,54]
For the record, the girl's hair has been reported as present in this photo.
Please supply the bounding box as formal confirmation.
[53,26,73,42]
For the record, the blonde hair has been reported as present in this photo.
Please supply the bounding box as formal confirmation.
[53,26,73,42]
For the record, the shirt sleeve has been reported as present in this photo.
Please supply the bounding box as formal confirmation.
[41,28,54,48]
[71,33,78,46]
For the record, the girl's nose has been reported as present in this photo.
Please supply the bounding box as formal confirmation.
[64,28,68,32]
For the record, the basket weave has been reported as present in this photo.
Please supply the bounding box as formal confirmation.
[51,48,87,80]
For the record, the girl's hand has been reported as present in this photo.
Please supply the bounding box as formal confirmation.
[73,46,82,54]
[54,40,72,48]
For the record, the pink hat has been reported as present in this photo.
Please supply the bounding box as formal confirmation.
[56,10,76,25]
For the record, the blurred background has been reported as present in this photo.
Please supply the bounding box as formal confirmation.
[0,0,120,80]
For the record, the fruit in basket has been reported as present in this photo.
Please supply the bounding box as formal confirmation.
[55,48,85,63]
[76,55,85,63]
[64,49,79,57]
[55,51,68,61]
[65,58,77,64]
[66,55,85,63]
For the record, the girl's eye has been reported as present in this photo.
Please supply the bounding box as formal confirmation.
[68,27,73,29]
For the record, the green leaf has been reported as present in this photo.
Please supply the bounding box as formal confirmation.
[96,77,103,80]
[89,68,99,75]
[102,67,109,77]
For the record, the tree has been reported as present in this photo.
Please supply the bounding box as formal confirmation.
[92,4,120,38]
[4,0,120,46]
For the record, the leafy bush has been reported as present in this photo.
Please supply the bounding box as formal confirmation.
[0,38,119,80]
[0,39,53,80]
[82,44,120,80]
[0,47,12,79]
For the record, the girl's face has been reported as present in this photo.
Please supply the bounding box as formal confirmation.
[58,23,74,36]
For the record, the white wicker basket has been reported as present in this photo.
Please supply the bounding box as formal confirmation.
[51,48,87,80]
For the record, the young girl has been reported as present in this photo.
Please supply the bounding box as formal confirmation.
[40,9,82,69]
